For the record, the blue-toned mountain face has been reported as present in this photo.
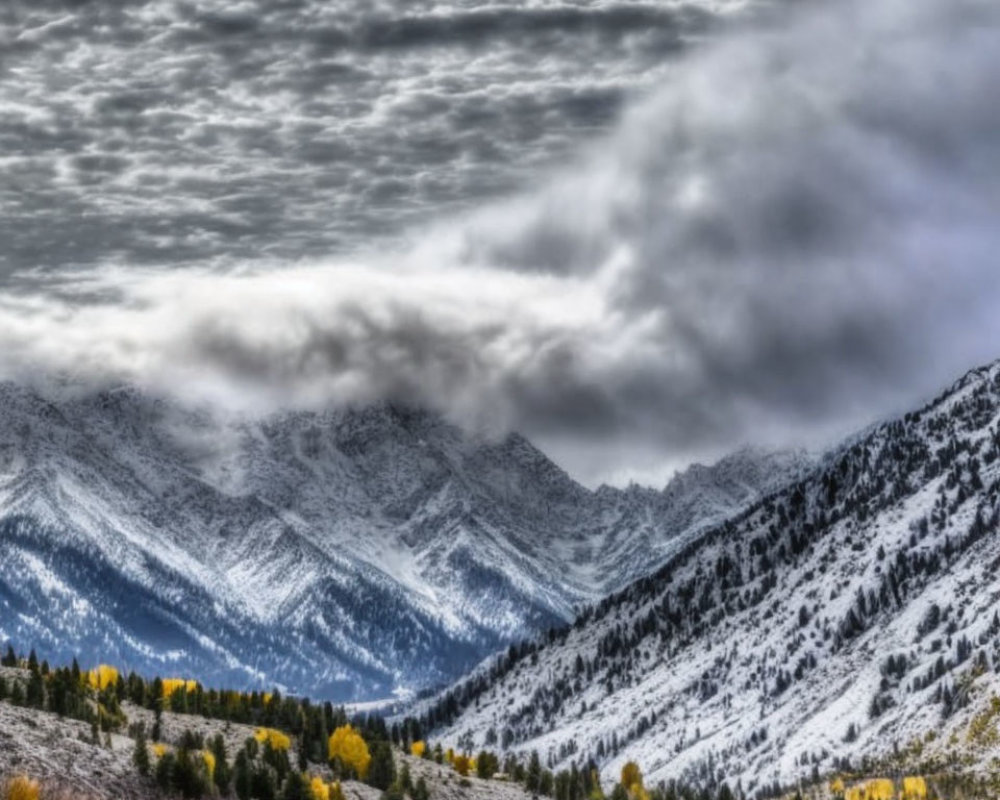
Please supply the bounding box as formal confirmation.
[0,383,806,700]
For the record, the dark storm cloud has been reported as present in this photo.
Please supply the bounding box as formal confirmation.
[344,5,710,51]
[2,0,998,485]
[0,0,704,282]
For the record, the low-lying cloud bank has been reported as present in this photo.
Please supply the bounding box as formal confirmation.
[2,0,999,485]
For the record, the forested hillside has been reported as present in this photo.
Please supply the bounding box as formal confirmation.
[417,360,1000,796]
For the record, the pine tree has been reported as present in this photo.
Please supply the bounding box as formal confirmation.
[477,750,499,780]
[211,732,231,793]
[527,751,543,793]
[367,741,396,791]
[412,777,430,800]
[298,730,309,771]
[26,667,44,709]
[280,772,310,800]
[252,763,278,800]
[2,644,15,667]
[155,751,176,792]
[173,747,208,799]
[234,750,252,800]
[133,725,151,777]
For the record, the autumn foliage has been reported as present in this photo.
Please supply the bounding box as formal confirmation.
[86,664,119,691]
[410,740,426,758]
[309,775,330,800]
[902,776,928,800]
[4,776,40,800]
[327,725,371,779]
[452,753,472,777]
[254,726,292,751]
[162,678,198,700]
[620,761,650,800]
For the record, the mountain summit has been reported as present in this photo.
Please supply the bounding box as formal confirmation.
[419,360,1000,794]
[0,383,805,700]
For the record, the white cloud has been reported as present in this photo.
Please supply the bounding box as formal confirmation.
[1,0,999,485]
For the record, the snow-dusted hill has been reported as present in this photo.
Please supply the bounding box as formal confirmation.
[421,360,1000,795]
[0,383,804,701]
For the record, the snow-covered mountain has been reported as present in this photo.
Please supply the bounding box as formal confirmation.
[0,382,804,701]
[420,360,1000,794]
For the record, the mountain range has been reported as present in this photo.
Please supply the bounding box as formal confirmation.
[416,360,1000,794]
[0,381,807,701]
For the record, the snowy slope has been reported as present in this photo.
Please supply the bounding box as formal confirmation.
[0,383,804,701]
[422,360,1000,795]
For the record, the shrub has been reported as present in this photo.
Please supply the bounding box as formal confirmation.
[5,776,40,800]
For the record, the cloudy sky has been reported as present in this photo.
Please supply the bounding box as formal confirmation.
[1,0,999,486]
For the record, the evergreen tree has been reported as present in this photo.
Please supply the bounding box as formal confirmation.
[280,771,310,800]
[252,763,278,800]
[211,732,232,793]
[26,666,44,709]
[155,751,176,792]
[367,741,396,791]
[412,777,430,800]
[173,747,208,799]
[234,750,253,800]
[477,750,499,780]
[298,730,309,771]
[133,725,151,777]
[526,751,543,793]
[2,644,15,667]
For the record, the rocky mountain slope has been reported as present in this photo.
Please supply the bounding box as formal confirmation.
[421,360,1000,795]
[0,670,527,800]
[0,382,806,701]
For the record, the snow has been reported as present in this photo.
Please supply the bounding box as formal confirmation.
[0,383,803,701]
[423,359,1000,795]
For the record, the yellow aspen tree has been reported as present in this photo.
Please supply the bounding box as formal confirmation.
[327,725,371,779]
[5,776,40,800]
[309,776,330,800]
[621,761,648,799]
[87,665,119,691]
[254,728,292,751]
[410,740,426,758]
[902,776,928,800]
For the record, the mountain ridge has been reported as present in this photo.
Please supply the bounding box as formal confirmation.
[416,357,1000,795]
[0,381,807,701]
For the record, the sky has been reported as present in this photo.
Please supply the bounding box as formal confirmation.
[0,0,999,487]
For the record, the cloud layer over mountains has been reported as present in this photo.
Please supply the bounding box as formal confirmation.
[1,0,998,485]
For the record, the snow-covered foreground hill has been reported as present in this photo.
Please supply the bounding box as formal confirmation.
[0,383,805,701]
[421,360,1000,795]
